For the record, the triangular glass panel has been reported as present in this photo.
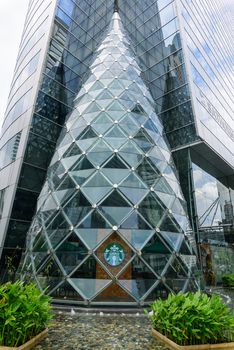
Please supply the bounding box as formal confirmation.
[91,122,112,134]
[148,146,165,160]
[160,231,184,251]
[46,211,70,230]
[155,192,175,208]
[55,231,88,274]
[106,101,126,117]
[173,213,188,232]
[100,190,131,207]
[119,115,139,135]
[105,125,126,138]
[76,138,96,152]
[118,256,157,299]
[104,137,126,149]
[179,254,197,273]
[142,233,171,255]
[78,210,111,229]
[89,139,112,153]
[70,169,95,186]
[108,79,125,93]
[154,177,174,194]
[58,133,73,149]
[150,158,167,174]
[159,214,180,233]
[119,152,143,167]
[100,206,132,226]
[98,70,115,80]
[119,229,154,249]
[36,257,63,292]
[143,119,159,134]
[144,282,169,301]
[70,257,111,299]
[178,240,192,255]
[83,172,112,187]
[103,154,128,169]
[96,89,114,100]
[41,195,57,212]
[119,140,142,154]
[96,98,115,109]
[75,228,112,250]
[93,111,112,125]
[163,259,188,280]
[92,283,136,302]
[49,280,84,301]
[61,155,81,171]
[63,192,92,226]
[63,143,82,158]
[88,81,105,92]
[120,211,151,229]
[133,129,153,152]
[81,186,112,204]
[119,187,148,204]
[171,198,186,216]
[53,188,74,207]
[119,172,147,189]
[32,233,48,252]
[49,228,69,249]
[164,178,180,196]
[79,127,98,140]
[33,251,50,272]
[143,250,170,277]
[138,193,165,228]
[70,125,87,140]
[131,112,147,125]
[87,151,113,166]
[136,158,160,186]
[72,157,94,171]
[101,168,129,184]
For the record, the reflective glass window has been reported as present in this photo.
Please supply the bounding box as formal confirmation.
[0,132,21,169]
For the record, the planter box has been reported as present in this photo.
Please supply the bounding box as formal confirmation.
[152,328,234,350]
[0,329,48,350]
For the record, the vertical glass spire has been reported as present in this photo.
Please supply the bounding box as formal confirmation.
[20,11,199,304]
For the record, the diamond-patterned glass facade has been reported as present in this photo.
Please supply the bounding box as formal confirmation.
[21,12,198,305]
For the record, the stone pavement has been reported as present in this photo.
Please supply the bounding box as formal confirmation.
[34,312,168,350]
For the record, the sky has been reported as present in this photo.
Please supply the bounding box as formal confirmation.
[0,0,29,130]
[0,0,233,131]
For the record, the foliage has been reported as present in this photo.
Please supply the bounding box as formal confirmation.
[148,292,234,346]
[222,274,234,287]
[0,280,52,347]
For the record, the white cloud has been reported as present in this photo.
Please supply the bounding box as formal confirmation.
[0,0,29,130]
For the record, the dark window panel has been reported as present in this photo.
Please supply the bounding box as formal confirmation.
[11,189,38,221]
[18,163,46,192]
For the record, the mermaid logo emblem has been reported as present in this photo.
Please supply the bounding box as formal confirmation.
[104,243,125,266]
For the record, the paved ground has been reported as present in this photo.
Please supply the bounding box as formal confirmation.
[34,312,168,350]
[35,288,234,349]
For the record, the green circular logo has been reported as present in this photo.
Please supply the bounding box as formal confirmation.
[104,243,125,266]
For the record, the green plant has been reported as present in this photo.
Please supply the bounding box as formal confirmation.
[222,274,234,287]
[0,280,52,347]
[148,291,234,346]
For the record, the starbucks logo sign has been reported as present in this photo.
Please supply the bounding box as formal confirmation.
[104,243,125,266]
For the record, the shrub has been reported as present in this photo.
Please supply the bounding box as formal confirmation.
[0,280,52,347]
[149,292,234,346]
[222,274,234,287]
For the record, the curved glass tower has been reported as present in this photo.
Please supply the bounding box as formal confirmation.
[21,11,198,305]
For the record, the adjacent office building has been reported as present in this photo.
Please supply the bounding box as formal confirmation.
[0,0,233,305]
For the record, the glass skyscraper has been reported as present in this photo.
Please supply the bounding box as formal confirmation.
[0,0,233,304]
